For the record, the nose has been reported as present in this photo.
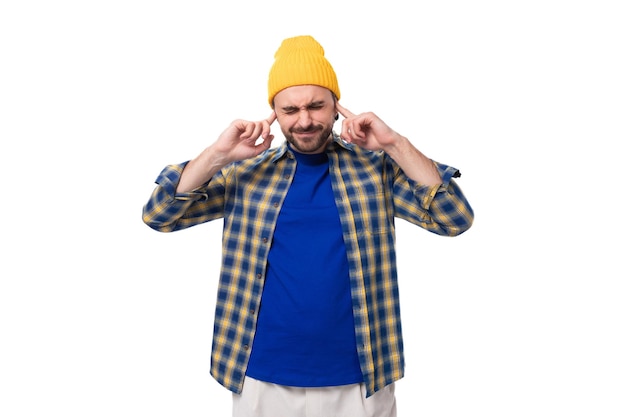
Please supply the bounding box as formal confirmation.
[296,110,312,127]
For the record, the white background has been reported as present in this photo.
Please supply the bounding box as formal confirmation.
[1,1,625,416]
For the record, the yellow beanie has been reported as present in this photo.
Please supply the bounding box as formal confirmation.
[267,35,340,106]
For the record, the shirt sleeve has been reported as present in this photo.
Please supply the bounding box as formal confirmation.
[142,162,226,232]
[394,160,474,237]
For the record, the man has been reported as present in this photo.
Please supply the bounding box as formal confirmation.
[143,35,473,417]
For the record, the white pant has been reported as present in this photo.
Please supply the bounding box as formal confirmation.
[232,376,397,417]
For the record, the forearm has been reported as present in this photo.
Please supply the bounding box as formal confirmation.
[383,135,442,186]
[176,145,231,193]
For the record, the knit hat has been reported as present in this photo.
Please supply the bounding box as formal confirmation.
[267,35,340,106]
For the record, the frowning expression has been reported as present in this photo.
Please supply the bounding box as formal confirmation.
[273,85,337,154]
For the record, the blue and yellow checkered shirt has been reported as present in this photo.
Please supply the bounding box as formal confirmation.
[142,135,474,397]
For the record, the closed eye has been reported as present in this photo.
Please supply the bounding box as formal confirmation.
[280,101,327,115]
[307,101,325,110]
[283,108,298,115]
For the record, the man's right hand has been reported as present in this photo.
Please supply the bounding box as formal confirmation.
[211,112,277,164]
[176,112,276,193]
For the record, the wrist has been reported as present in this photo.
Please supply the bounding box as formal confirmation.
[203,143,232,171]
[382,134,411,159]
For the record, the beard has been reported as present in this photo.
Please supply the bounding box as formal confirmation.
[282,122,334,154]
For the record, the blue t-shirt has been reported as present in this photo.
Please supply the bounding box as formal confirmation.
[245,147,363,387]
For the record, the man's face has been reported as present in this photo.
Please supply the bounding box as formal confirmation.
[273,85,336,154]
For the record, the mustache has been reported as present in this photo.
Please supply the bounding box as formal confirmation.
[292,125,322,134]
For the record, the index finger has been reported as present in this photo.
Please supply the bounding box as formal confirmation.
[335,102,355,119]
[266,110,277,125]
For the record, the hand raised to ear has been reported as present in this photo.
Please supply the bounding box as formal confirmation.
[212,111,277,164]
[176,112,277,193]
[336,102,399,152]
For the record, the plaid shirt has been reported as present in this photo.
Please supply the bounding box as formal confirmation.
[142,135,474,397]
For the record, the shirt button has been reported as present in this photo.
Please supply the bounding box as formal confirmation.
[256,274,262,279]
[243,345,249,350]
[262,237,268,243]
[273,202,279,208]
